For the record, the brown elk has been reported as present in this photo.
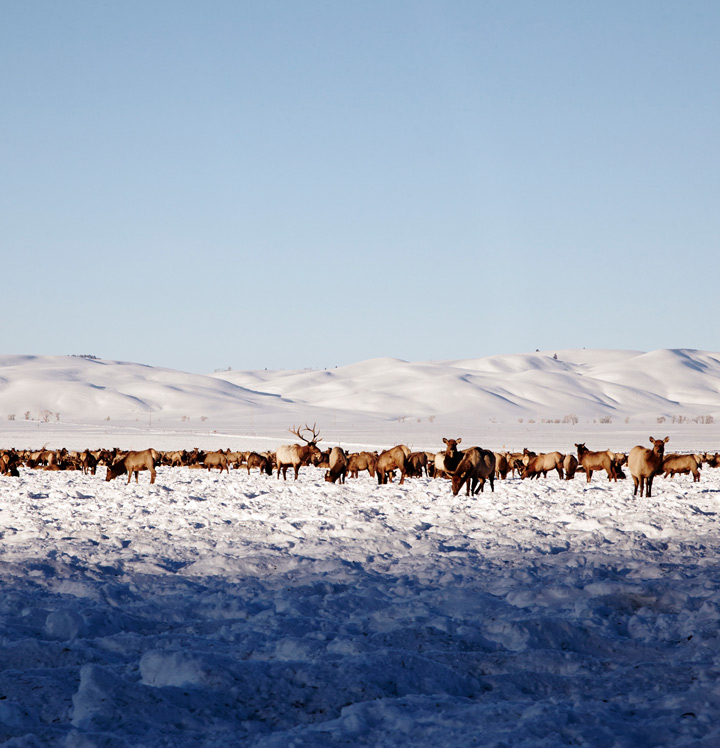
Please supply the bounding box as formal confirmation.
[493,452,509,480]
[520,451,564,480]
[563,453,579,480]
[628,436,669,497]
[324,446,348,484]
[245,452,273,475]
[662,453,701,482]
[442,437,463,472]
[703,452,720,468]
[203,451,229,473]
[575,444,616,482]
[406,451,428,478]
[346,451,377,479]
[276,423,322,480]
[80,449,98,475]
[451,448,496,496]
[0,450,20,477]
[105,449,158,484]
[376,445,411,485]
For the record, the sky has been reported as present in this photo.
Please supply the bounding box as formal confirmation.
[2,1,719,373]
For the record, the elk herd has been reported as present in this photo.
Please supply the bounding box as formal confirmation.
[0,424,716,498]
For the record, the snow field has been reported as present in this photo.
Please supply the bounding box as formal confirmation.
[1,463,719,746]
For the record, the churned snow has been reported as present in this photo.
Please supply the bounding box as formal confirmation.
[1,349,720,746]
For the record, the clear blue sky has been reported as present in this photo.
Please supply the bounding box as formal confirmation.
[2,1,718,372]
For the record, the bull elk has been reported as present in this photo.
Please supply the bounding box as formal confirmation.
[628,436,669,497]
[276,423,322,480]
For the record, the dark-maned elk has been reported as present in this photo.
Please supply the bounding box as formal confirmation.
[506,452,525,478]
[245,452,273,475]
[520,451,564,480]
[563,453,579,480]
[451,448,496,496]
[628,436,669,497]
[663,453,701,482]
[0,450,20,477]
[204,451,229,473]
[575,444,616,482]
[376,445,411,485]
[276,423,322,480]
[325,446,348,484]
[442,437,464,473]
[80,449,98,475]
[406,451,428,478]
[494,452,509,480]
[347,451,377,479]
[703,452,720,468]
[106,449,158,485]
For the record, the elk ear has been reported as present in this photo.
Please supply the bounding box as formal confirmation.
[649,437,656,444]
[443,438,448,444]
[457,438,462,444]
[663,436,669,443]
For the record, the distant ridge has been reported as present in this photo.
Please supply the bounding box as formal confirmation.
[1,349,717,428]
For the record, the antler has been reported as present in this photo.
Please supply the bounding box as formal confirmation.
[289,422,322,445]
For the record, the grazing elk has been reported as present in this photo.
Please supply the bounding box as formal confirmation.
[325,446,348,484]
[628,436,669,497]
[520,451,564,480]
[245,452,273,475]
[703,453,720,468]
[451,448,496,496]
[575,444,616,482]
[494,452,510,480]
[406,451,428,478]
[376,445,411,485]
[662,453,701,482]
[276,423,322,480]
[105,449,158,485]
[563,453,579,480]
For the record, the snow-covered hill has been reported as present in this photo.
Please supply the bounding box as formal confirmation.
[2,349,720,428]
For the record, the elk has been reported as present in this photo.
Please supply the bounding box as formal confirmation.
[105,449,158,484]
[703,452,720,468]
[563,453,579,480]
[245,452,273,475]
[203,451,229,473]
[493,452,509,480]
[442,437,464,473]
[346,451,377,479]
[324,446,348,484]
[628,436,669,497]
[406,451,428,478]
[451,448,496,496]
[520,451,564,480]
[276,423,322,480]
[376,445,411,485]
[662,453,701,482]
[575,444,616,482]
[80,449,98,475]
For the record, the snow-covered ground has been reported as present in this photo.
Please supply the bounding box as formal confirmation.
[2,350,720,746]
[2,450,720,746]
